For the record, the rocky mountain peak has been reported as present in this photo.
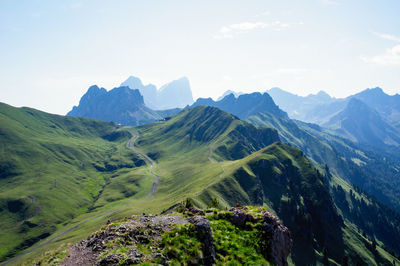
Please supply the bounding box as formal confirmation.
[191,91,288,119]
[67,85,162,126]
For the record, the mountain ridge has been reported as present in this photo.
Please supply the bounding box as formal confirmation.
[191,92,288,119]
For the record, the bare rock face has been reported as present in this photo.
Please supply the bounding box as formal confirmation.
[97,253,124,265]
[126,249,143,264]
[262,211,292,266]
[228,207,292,266]
[231,207,255,227]
[189,216,216,266]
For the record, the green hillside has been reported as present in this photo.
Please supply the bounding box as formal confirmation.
[0,105,279,263]
[0,103,152,262]
[191,143,398,265]
[131,106,399,265]
[1,104,399,265]
[248,111,400,213]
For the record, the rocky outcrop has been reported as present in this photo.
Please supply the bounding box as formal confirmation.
[57,207,292,266]
[231,207,255,227]
[97,253,124,266]
[229,207,292,266]
[189,216,216,265]
[125,249,143,264]
[262,211,292,266]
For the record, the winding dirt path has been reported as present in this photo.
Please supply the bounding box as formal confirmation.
[126,135,159,199]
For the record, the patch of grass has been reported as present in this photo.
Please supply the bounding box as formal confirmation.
[160,223,203,264]
[208,215,271,265]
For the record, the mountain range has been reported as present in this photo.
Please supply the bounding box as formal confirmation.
[2,82,400,265]
[266,87,400,149]
[192,92,288,119]
[68,75,193,126]
[323,98,400,147]
[192,91,400,212]
[268,87,400,126]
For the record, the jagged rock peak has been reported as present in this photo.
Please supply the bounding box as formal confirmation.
[84,85,106,96]
[192,91,288,119]
[67,84,160,126]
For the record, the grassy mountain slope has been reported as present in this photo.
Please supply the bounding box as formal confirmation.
[327,173,400,260]
[136,106,280,160]
[248,108,400,210]
[0,105,279,264]
[130,107,398,265]
[0,103,153,262]
[294,119,400,213]
[247,112,400,256]
[192,143,398,265]
[2,104,399,265]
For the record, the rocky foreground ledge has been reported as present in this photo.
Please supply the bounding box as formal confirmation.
[39,206,292,266]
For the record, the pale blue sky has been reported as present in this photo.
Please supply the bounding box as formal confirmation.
[0,0,399,114]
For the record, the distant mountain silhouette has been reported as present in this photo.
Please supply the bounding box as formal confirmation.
[267,87,336,121]
[191,92,288,119]
[121,76,194,110]
[67,85,163,126]
[323,98,400,147]
[350,87,400,123]
[269,87,400,129]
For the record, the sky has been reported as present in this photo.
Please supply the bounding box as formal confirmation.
[0,0,399,115]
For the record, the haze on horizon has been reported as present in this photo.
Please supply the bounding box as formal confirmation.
[0,0,399,115]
